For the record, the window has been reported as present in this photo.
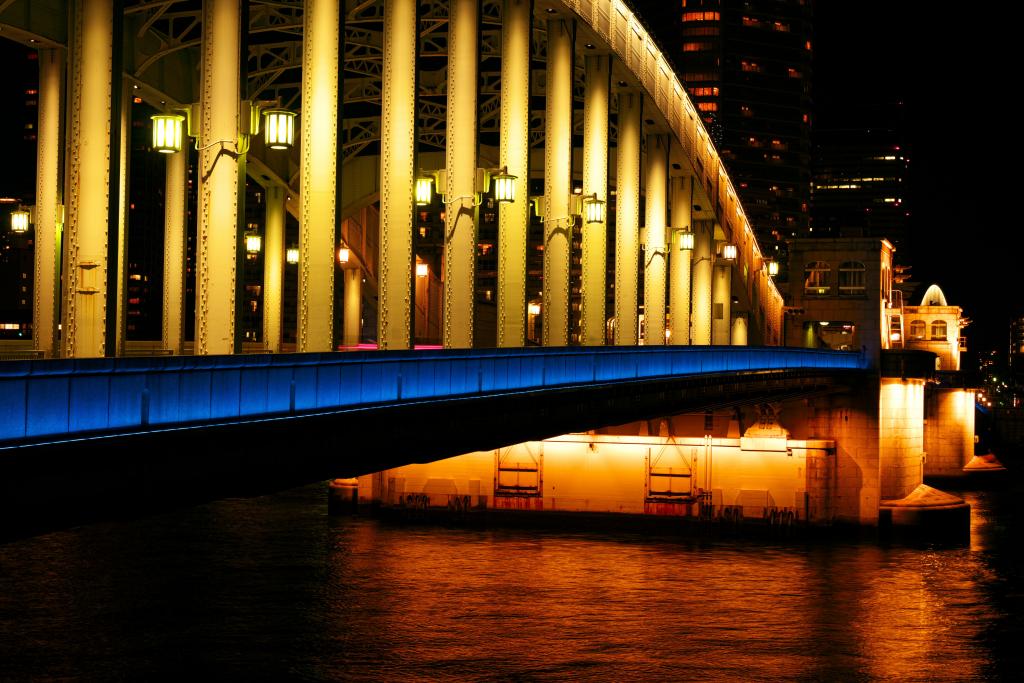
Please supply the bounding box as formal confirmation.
[741,60,762,73]
[931,321,948,341]
[682,11,720,22]
[683,42,713,52]
[909,320,926,340]
[838,261,866,296]
[689,86,720,97]
[742,16,761,28]
[697,102,718,112]
[804,261,831,295]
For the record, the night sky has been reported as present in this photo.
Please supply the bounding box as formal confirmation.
[0,3,1018,352]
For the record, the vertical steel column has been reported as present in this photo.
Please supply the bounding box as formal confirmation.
[643,134,668,345]
[580,54,609,346]
[113,82,130,356]
[162,148,187,355]
[195,0,243,355]
[731,313,748,346]
[298,0,340,352]
[691,220,713,345]
[442,0,479,349]
[669,174,692,345]
[62,0,116,358]
[262,184,285,353]
[378,0,417,350]
[33,48,64,359]
[614,91,641,346]
[497,0,531,348]
[343,268,362,346]
[542,17,574,347]
[713,257,732,345]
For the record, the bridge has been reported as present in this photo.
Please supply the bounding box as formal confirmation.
[0,1,981,534]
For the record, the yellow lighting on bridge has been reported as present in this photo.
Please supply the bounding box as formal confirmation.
[10,209,30,234]
[286,247,299,265]
[582,193,605,224]
[528,302,541,316]
[492,169,517,203]
[768,260,779,276]
[151,114,184,153]
[415,176,434,206]
[416,261,429,278]
[337,246,350,265]
[721,243,737,261]
[245,234,262,254]
[263,109,296,150]
[678,231,694,251]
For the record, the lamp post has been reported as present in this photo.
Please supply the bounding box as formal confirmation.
[10,208,31,234]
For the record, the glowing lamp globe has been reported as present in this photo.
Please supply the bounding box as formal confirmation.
[151,114,184,153]
[582,194,605,224]
[415,176,434,206]
[263,110,296,150]
[10,210,30,234]
[492,172,517,203]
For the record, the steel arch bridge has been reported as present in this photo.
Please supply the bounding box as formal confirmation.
[0,0,784,360]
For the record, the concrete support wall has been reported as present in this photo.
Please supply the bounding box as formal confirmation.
[195,0,243,355]
[262,184,286,353]
[496,0,531,348]
[924,387,975,478]
[731,314,748,346]
[580,54,609,346]
[162,148,187,355]
[298,0,341,352]
[62,0,116,358]
[712,261,732,345]
[542,18,574,347]
[442,0,479,349]
[643,134,667,345]
[878,378,926,500]
[33,48,64,359]
[377,0,417,349]
[614,91,641,346]
[343,268,362,346]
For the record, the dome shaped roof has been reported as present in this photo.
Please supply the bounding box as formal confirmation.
[920,284,948,306]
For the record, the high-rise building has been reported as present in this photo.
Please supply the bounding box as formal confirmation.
[638,0,813,259]
[810,102,909,252]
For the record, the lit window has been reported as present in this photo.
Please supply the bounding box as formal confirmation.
[931,321,948,341]
[773,21,790,32]
[787,67,802,78]
[741,60,761,73]
[838,261,866,296]
[742,16,761,28]
[682,11,720,22]
[804,261,831,296]
[683,42,713,52]
[697,102,718,112]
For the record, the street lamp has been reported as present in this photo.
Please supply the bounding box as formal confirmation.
[263,109,296,150]
[720,243,737,261]
[286,246,299,265]
[415,166,518,206]
[767,259,779,276]
[581,193,606,224]
[416,261,429,278]
[10,208,30,234]
[150,113,185,153]
[337,246,350,265]
[677,230,694,251]
[415,175,434,206]
[245,234,262,254]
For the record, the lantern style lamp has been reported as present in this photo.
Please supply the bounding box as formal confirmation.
[263,109,296,150]
[10,209,30,234]
[581,193,605,224]
[415,175,434,206]
[151,113,185,153]
[491,169,517,203]
[286,247,299,265]
[416,261,429,278]
[337,246,350,265]
[678,231,694,251]
[720,243,737,261]
[528,302,541,316]
[245,234,262,254]
[767,259,779,276]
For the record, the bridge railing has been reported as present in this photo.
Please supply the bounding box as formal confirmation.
[0,347,866,444]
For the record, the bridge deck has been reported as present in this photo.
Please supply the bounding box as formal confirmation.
[0,346,866,447]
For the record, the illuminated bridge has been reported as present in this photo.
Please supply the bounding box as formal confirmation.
[0,2,979,533]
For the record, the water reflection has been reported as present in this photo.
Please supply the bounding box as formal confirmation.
[1,482,1022,679]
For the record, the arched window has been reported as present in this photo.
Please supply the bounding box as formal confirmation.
[931,320,948,340]
[838,261,866,296]
[909,320,926,340]
[804,261,831,295]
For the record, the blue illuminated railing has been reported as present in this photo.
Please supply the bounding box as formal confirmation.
[0,346,866,444]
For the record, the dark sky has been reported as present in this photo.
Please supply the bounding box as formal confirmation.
[815,2,1017,352]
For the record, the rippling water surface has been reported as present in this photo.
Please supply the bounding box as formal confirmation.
[2,478,1022,680]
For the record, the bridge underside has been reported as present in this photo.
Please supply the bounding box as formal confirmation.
[0,368,862,536]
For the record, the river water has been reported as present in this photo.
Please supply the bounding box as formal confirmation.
[2,475,1021,680]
